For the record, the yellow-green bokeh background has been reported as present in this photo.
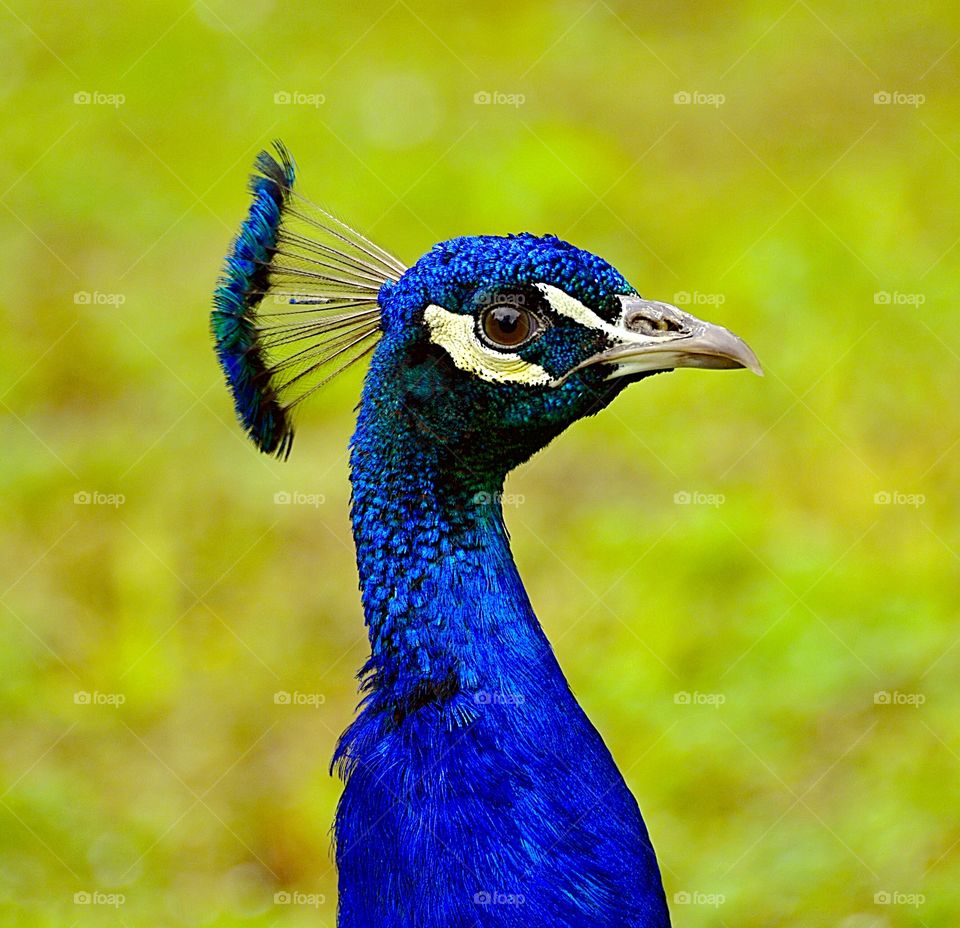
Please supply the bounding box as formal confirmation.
[2,2,958,925]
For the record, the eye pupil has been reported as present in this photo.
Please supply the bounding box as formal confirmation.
[482,305,534,348]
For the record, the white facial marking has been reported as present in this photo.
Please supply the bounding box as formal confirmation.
[422,304,552,386]
[536,284,682,346]
[533,285,697,384]
[534,283,620,337]
[534,284,667,348]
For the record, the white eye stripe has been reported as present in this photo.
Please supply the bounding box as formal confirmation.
[534,283,622,337]
[422,304,551,386]
[534,283,670,347]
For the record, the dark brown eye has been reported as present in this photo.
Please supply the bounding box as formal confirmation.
[480,305,537,349]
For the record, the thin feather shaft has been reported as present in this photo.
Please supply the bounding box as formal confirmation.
[267,324,379,372]
[266,250,385,290]
[279,231,390,282]
[288,194,406,274]
[281,330,380,394]
[257,304,380,319]
[264,264,380,291]
[286,338,380,406]
[286,206,404,280]
[259,317,378,349]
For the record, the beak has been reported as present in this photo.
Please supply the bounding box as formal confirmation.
[557,297,762,384]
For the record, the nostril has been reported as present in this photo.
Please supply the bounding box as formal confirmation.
[624,301,685,336]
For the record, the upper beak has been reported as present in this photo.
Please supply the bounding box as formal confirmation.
[558,297,762,383]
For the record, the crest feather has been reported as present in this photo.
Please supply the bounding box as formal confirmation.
[212,141,405,458]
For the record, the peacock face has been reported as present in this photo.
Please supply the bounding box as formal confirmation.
[373,233,761,473]
[213,147,760,464]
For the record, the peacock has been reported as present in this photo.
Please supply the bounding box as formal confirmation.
[212,143,761,928]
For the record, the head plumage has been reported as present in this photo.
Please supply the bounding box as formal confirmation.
[211,142,405,458]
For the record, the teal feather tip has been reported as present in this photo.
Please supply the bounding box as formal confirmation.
[211,142,400,459]
[211,142,298,458]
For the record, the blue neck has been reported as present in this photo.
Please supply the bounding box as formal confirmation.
[337,363,670,928]
[349,390,550,720]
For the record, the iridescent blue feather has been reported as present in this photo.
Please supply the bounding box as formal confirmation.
[212,144,297,457]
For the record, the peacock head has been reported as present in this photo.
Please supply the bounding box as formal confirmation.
[212,144,761,474]
[372,232,760,474]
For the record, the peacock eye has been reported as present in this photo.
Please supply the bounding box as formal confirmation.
[479,304,538,350]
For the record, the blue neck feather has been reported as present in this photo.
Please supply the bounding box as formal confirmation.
[348,381,541,724]
[332,343,670,928]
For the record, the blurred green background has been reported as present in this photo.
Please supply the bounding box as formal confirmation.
[2,1,958,925]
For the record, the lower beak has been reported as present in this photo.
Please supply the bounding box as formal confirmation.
[563,298,763,382]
